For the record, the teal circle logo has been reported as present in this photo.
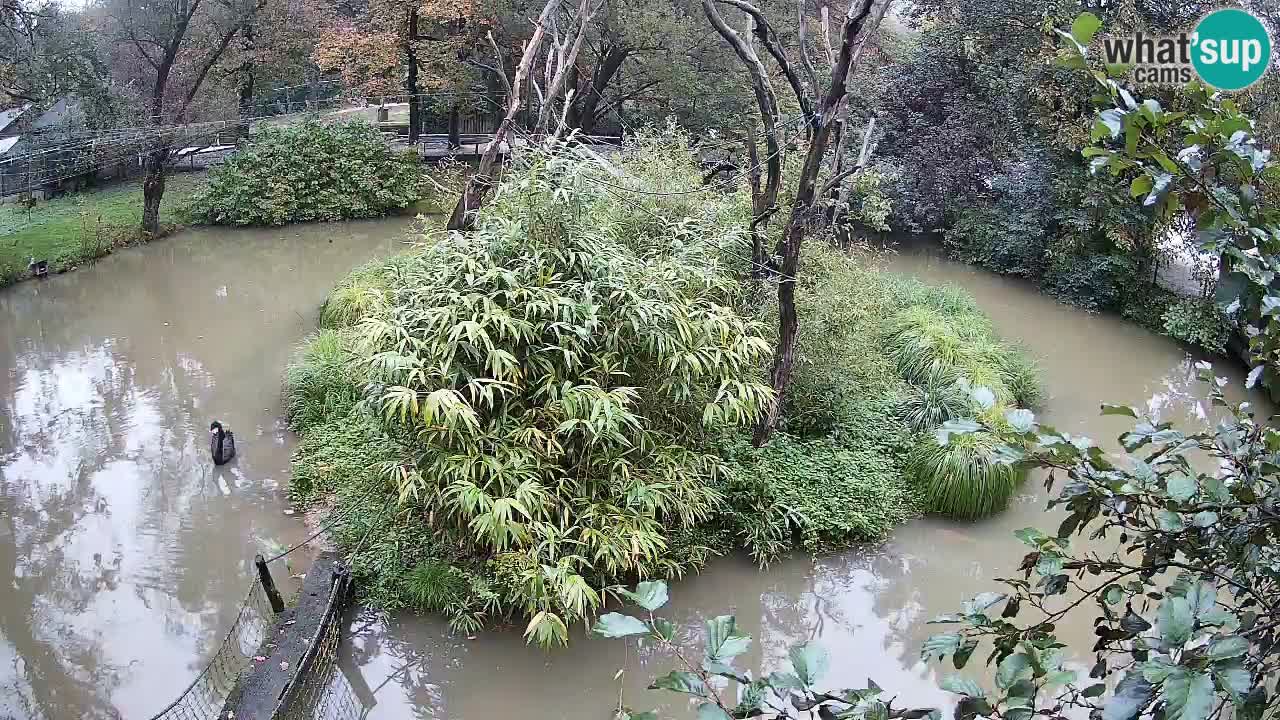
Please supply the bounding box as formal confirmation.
[1192,9,1272,91]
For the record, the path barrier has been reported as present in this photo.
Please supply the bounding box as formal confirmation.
[144,578,277,720]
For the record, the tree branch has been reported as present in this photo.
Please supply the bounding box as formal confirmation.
[797,0,821,95]
[713,0,814,130]
[448,0,563,230]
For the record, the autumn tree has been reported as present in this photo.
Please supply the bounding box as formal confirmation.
[105,0,264,234]
[313,0,494,145]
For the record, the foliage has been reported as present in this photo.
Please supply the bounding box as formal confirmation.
[925,369,1279,720]
[1161,297,1232,356]
[318,262,392,330]
[1041,252,1136,313]
[186,119,425,226]
[907,426,1027,520]
[720,433,920,561]
[899,363,969,433]
[596,580,939,720]
[282,329,365,431]
[923,15,1280,720]
[288,134,773,646]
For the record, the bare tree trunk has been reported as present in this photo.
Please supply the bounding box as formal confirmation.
[447,104,462,148]
[744,128,770,276]
[703,0,783,262]
[534,0,600,135]
[448,0,562,231]
[237,20,256,139]
[141,147,168,235]
[750,0,886,447]
[406,10,422,143]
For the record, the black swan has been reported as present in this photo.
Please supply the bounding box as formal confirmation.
[210,421,236,465]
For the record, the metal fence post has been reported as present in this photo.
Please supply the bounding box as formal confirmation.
[255,554,286,613]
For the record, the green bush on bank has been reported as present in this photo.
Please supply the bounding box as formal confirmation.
[186,119,425,226]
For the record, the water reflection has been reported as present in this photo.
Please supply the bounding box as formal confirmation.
[0,218,408,719]
[341,248,1272,719]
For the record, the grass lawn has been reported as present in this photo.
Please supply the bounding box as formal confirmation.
[0,171,206,286]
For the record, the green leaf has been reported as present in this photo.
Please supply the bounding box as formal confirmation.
[765,671,804,691]
[1104,585,1124,605]
[619,580,668,611]
[1187,580,1217,616]
[650,670,705,695]
[1206,635,1248,660]
[1192,511,1218,527]
[921,633,962,661]
[705,615,751,662]
[1166,475,1197,502]
[1014,528,1050,548]
[1157,510,1187,531]
[1164,670,1214,720]
[940,675,985,698]
[622,712,658,720]
[1005,408,1035,432]
[1213,660,1251,700]
[695,703,732,720]
[1101,402,1139,417]
[1071,12,1102,44]
[1159,597,1194,646]
[996,653,1032,690]
[1084,683,1106,697]
[788,642,829,686]
[954,639,979,669]
[1104,672,1154,720]
[1145,173,1173,207]
[593,613,650,638]
[1140,657,1178,683]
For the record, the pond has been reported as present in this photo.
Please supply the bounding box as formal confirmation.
[0,217,410,719]
[0,232,1265,719]
[337,248,1271,720]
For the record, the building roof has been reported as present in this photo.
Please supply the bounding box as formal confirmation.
[0,137,19,156]
[0,104,32,135]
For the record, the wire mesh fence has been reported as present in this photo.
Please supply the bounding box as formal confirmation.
[272,569,371,720]
[145,579,277,720]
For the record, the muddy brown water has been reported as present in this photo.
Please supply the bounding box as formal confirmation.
[0,233,1268,720]
[0,218,410,719]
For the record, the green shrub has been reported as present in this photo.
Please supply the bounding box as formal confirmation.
[282,329,363,432]
[319,263,390,329]
[288,410,397,503]
[187,119,425,226]
[1042,253,1136,312]
[945,205,1049,278]
[1120,283,1177,333]
[993,343,1046,408]
[1162,296,1231,354]
[721,434,921,559]
[288,134,770,646]
[907,429,1027,519]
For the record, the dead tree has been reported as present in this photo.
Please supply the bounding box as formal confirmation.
[534,0,601,136]
[705,0,888,446]
[447,0,562,231]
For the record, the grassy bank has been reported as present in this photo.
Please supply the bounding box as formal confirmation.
[0,172,205,286]
[282,134,1044,644]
